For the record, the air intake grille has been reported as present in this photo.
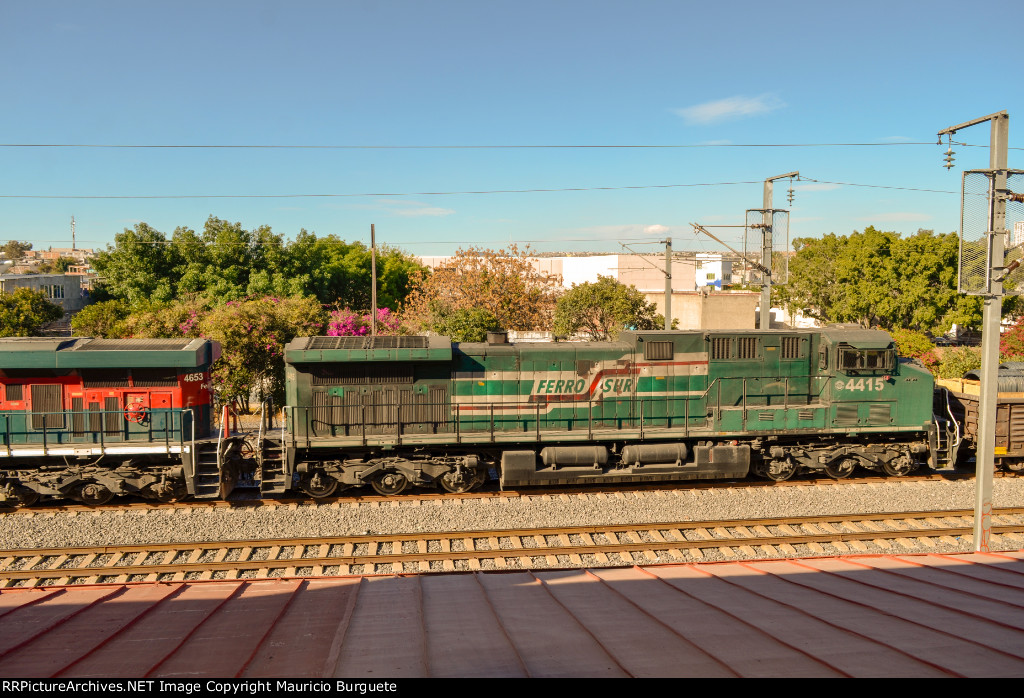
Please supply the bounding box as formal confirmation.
[31,384,63,430]
[76,339,194,351]
[835,403,858,426]
[304,336,429,350]
[782,336,801,359]
[643,341,674,361]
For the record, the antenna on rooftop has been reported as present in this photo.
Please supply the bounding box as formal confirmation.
[71,216,76,251]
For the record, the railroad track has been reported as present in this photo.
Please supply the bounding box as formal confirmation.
[2,507,1022,587]
[0,470,979,516]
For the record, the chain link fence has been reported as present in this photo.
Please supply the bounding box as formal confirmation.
[960,169,1024,295]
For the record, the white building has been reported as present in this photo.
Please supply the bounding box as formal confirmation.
[419,253,759,330]
[694,253,733,289]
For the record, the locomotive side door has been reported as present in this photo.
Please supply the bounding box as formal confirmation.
[150,391,173,436]
[124,391,150,437]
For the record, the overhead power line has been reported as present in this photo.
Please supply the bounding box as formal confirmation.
[0,176,975,201]
[0,141,956,150]
[0,180,764,199]
[798,178,961,195]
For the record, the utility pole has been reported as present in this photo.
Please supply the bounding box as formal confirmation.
[663,237,672,330]
[619,238,673,329]
[938,111,1009,552]
[760,171,799,330]
[370,224,377,337]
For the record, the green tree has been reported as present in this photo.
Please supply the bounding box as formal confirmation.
[779,228,983,334]
[0,241,32,260]
[0,288,63,335]
[91,223,178,304]
[37,256,77,274]
[70,299,132,337]
[199,296,326,409]
[431,307,502,342]
[283,232,423,308]
[91,217,425,310]
[553,276,661,340]
[937,346,982,379]
[889,328,939,373]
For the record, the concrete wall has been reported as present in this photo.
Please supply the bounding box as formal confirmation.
[643,291,759,330]
[0,274,87,313]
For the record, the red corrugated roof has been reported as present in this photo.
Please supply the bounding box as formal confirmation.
[1,551,1022,678]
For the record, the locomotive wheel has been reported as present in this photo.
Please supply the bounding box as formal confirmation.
[1004,459,1024,473]
[763,459,796,482]
[78,483,114,506]
[883,455,915,477]
[8,487,39,508]
[439,468,484,494]
[299,472,339,498]
[371,471,409,496]
[825,458,856,479]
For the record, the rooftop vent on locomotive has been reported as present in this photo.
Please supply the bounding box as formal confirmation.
[0,337,241,506]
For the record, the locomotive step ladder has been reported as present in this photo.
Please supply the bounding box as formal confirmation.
[258,441,288,494]
[192,442,222,499]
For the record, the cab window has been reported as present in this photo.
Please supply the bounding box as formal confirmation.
[837,346,894,372]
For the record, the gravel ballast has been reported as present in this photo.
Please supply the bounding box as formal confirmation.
[3,477,1024,556]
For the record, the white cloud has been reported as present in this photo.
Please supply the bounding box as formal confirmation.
[673,94,785,125]
[644,224,669,234]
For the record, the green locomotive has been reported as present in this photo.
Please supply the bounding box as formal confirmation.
[268,327,937,497]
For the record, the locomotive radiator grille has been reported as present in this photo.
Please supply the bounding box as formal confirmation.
[30,384,63,430]
[835,403,858,426]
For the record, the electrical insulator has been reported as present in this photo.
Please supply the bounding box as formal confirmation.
[787,186,795,205]
[942,134,956,170]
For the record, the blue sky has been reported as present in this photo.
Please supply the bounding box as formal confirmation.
[1,1,1020,257]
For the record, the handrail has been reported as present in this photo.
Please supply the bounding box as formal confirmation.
[943,388,962,449]
[287,372,832,442]
[215,405,227,473]
[0,407,196,454]
[256,400,267,466]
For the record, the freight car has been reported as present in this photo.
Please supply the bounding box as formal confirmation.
[258,326,940,498]
[937,363,1024,473]
[0,337,246,506]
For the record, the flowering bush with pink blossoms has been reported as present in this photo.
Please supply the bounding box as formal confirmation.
[327,307,401,336]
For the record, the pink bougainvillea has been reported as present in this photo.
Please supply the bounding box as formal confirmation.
[327,307,400,336]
